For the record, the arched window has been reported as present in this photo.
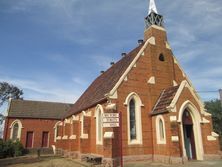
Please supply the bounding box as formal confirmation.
[159,119,164,140]
[54,121,62,142]
[95,105,103,145]
[12,123,19,141]
[10,120,22,141]
[129,99,136,140]
[156,115,166,144]
[125,92,143,145]
[80,111,88,139]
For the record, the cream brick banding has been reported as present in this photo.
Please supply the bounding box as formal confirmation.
[170,116,177,122]
[171,136,179,142]
[148,76,156,84]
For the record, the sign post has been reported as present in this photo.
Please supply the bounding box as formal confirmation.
[102,113,122,166]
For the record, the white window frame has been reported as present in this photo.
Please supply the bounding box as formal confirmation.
[125,92,143,145]
[54,121,62,142]
[10,119,23,141]
[156,115,166,144]
[80,111,88,139]
[95,104,104,145]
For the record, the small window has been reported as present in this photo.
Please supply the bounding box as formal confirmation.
[159,54,165,61]
[80,112,88,139]
[156,115,166,144]
[159,119,165,140]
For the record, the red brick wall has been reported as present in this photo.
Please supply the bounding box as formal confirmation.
[114,26,185,158]
[56,26,220,161]
[4,117,59,148]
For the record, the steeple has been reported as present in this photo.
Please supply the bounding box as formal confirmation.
[148,0,158,14]
[145,0,164,29]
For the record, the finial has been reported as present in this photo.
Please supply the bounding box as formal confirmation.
[148,0,158,15]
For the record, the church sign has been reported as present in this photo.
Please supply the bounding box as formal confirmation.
[102,113,119,127]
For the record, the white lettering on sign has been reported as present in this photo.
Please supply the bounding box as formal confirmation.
[103,123,119,128]
[103,118,119,123]
[103,113,119,118]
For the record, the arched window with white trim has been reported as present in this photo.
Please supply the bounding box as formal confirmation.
[156,115,166,144]
[54,121,62,142]
[129,99,136,140]
[80,111,88,139]
[95,105,103,145]
[10,120,22,141]
[12,123,19,141]
[125,92,143,145]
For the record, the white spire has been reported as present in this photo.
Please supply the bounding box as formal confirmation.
[148,0,158,14]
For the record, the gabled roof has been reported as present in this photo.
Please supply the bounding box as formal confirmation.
[152,85,180,115]
[8,99,72,120]
[65,43,144,118]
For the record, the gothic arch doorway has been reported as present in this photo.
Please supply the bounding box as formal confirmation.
[178,101,204,161]
[182,109,196,160]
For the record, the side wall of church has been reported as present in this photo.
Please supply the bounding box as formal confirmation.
[4,117,58,149]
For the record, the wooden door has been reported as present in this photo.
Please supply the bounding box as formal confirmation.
[26,131,34,148]
[42,131,49,147]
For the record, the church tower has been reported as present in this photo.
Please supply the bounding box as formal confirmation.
[143,0,184,102]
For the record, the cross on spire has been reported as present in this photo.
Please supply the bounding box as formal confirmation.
[148,0,158,14]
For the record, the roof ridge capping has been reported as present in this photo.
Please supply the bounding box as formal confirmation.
[11,99,73,105]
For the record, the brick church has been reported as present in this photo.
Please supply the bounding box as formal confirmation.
[3,0,221,166]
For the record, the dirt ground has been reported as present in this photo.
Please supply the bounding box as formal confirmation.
[1,156,222,167]
[125,160,222,167]
[0,156,88,167]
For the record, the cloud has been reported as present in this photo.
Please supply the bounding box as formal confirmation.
[72,77,88,86]
[0,76,79,103]
[46,53,71,65]
[1,0,221,103]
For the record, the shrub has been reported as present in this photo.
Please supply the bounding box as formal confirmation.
[13,140,24,157]
[0,139,24,158]
[3,140,14,157]
[0,139,4,158]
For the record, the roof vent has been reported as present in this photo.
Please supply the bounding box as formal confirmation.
[100,71,105,74]
[121,53,127,57]
[110,62,115,65]
[138,39,144,45]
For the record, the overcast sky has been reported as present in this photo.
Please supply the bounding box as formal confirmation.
[0,0,221,110]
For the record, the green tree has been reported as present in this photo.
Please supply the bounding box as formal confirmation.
[0,82,23,106]
[205,99,222,149]
[0,82,23,124]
